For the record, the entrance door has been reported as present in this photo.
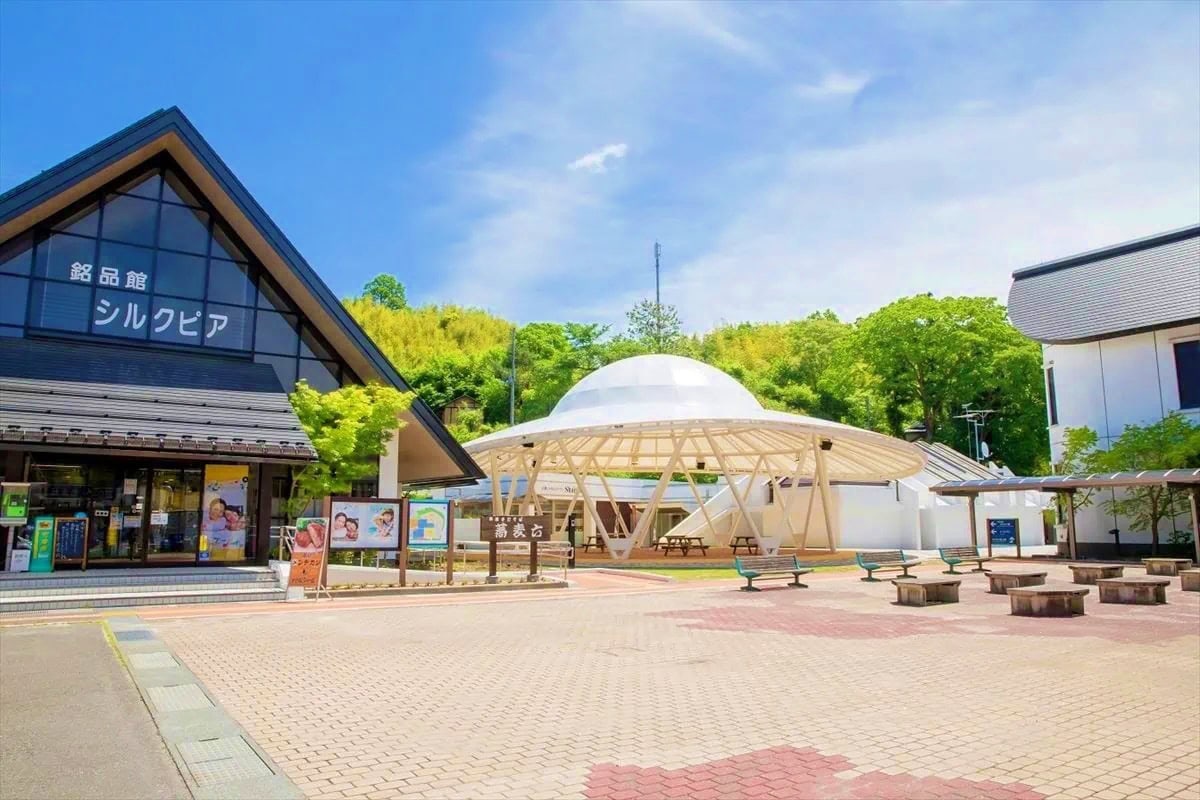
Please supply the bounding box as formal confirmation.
[144,467,202,564]
[86,466,147,564]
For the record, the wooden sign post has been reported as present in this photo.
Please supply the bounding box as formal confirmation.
[480,513,551,582]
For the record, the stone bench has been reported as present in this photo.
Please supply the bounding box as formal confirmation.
[986,570,1047,595]
[1142,558,1194,577]
[893,577,960,607]
[1181,569,1200,592]
[1097,575,1170,605]
[1008,585,1088,617]
[1068,564,1124,584]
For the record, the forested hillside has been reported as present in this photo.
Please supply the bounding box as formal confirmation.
[345,279,1049,474]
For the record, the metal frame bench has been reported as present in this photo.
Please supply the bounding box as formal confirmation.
[734,555,811,592]
[938,546,992,574]
[856,550,920,582]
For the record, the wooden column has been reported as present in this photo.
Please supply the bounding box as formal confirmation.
[1065,489,1078,561]
[445,499,455,585]
[255,462,277,564]
[968,492,979,551]
[1189,487,1200,566]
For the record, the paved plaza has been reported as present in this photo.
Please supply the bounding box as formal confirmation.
[127,563,1200,800]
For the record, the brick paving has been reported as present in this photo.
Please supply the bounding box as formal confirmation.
[151,562,1200,800]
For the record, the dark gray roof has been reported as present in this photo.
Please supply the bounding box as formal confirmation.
[0,339,316,462]
[0,107,483,484]
[930,469,1200,494]
[1008,225,1200,344]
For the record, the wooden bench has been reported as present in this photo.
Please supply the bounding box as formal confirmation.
[1068,564,1123,585]
[939,546,992,574]
[1097,575,1170,605]
[856,550,920,581]
[893,577,960,607]
[1008,585,1088,617]
[1181,569,1200,592]
[734,555,811,591]
[986,570,1047,595]
[1142,558,1194,577]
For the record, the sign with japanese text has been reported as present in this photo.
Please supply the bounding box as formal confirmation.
[987,518,1019,546]
[199,465,249,561]
[29,517,54,573]
[288,517,328,589]
[480,514,551,543]
[329,498,403,551]
[53,517,88,560]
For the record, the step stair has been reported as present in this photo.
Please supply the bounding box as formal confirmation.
[0,567,284,613]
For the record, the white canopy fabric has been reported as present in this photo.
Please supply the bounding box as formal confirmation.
[464,355,925,558]
[465,355,925,480]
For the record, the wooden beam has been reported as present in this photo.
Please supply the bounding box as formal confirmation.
[813,439,837,552]
[704,429,768,551]
[629,435,688,548]
[682,469,718,541]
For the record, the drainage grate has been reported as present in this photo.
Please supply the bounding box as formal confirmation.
[145,683,213,712]
[178,737,272,786]
[129,652,179,670]
[113,629,156,642]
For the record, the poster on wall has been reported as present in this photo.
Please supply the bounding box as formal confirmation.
[29,517,54,573]
[329,498,402,550]
[199,465,250,562]
[407,500,450,548]
[288,516,328,589]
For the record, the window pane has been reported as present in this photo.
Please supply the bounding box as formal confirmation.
[0,275,28,325]
[158,203,210,255]
[34,233,96,282]
[101,194,158,247]
[92,288,150,340]
[29,280,90,332]
[254,310,298,355]
[154,251,206,299]
[162,170,201,207]
[50,202,100,237]
[211,225,247,262]
[1175,341,1200,410]
[204,303,254,350]
[254,353,297,390]
[0,325,22,338]
[113,171,162,199]
[98,241,154,290]
[257,275,296,312]
[299,359,339,392]
[207,259,255,306]
[150,297,204,346]
[299,324,334,360]
[0,235,33,276]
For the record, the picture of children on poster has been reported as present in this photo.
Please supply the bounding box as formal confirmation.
[199,465,249,561]
[329,499,402,550]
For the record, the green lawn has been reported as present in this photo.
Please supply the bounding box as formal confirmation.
[640,564,861,581]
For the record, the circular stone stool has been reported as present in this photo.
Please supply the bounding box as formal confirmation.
[1097,576,1170,605]
[1068,564,1123,584]
[1181,569,1200,592]
[1008,585,1088,617]
[986,570,1047,595]
[1142,558,1194,577]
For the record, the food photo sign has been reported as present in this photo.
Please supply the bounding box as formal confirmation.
[288,516,329,593]
[328,498,403,550]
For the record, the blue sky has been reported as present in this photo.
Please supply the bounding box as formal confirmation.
[2,1,1197,331]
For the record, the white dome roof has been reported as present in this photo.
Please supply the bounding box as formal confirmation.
[551,355,762,417]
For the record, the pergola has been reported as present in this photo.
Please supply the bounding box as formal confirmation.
[463,355,926,559]
[929,469,1200,562]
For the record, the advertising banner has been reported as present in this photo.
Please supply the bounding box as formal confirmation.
[199,465,250,561]
[329,498,402,550]
[480,514,551,542]
[407,500,450,547]
[288,516,328,589]
[29,517,54,573]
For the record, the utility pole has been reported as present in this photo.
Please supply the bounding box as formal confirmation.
[654,241,662,352]
[509,327,516,425]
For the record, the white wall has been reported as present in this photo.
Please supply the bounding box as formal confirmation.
[835,483,920,551]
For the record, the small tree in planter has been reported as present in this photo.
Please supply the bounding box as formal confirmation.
[287,381,413,518]
[1089,414,1200,555]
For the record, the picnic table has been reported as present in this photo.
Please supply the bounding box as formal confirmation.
[661,534,708,556]
[730,535,758,555]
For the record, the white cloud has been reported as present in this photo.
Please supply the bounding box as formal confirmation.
[567,143,629,173]
[795,71,871,100]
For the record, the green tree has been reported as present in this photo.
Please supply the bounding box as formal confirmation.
[625,299,685,354]
[287,382,413,514]
[1057,426,1100,515]
[1088,414,1200,553]
[361,274,407,310]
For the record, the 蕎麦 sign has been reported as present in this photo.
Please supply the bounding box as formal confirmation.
[480,514,551,542]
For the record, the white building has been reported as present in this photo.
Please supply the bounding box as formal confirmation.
[1008,224,1200,555]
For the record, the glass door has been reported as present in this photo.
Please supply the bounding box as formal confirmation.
[86,466,146,564]
[145,467,202,563]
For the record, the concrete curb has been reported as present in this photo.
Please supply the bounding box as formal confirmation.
[103,617,303,800]
[583,568,676,583]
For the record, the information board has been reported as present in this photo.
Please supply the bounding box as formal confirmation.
[987,518,1019,546]
[480,514,552,542]
[54,517,88,560]
[328,498,403,550]
[407,500,450,547]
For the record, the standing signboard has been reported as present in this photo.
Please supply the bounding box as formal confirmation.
[29,517,55,573]
[328,498,403,550]
[407,500,451,547]
[987,517,1021,559]
[54,518,88,565]
[480,514,551,582]
[199,465,250,562]
[288,516,329,595]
